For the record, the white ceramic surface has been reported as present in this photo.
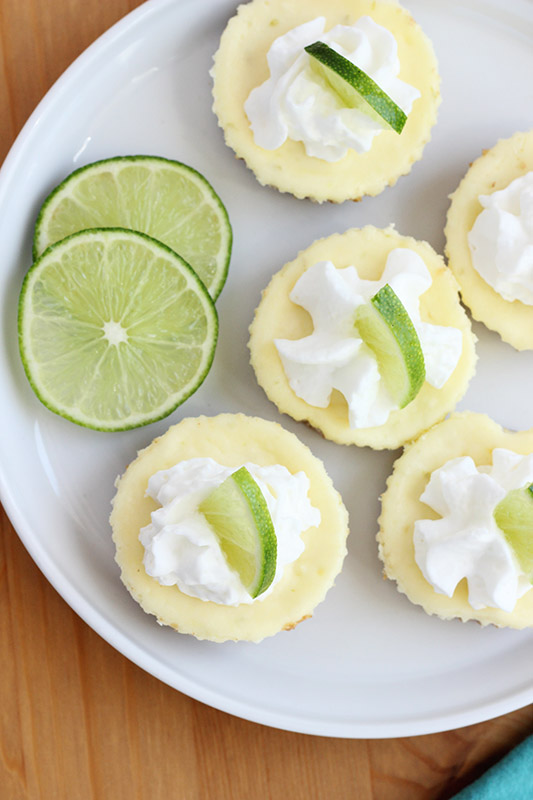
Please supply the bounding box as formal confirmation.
[1,0,533,738]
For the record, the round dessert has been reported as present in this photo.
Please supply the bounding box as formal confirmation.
[445,130,533,350]
[249,226,477,450]
[378,412,533,628]
[211,0,440,202]
[110,413,349,642]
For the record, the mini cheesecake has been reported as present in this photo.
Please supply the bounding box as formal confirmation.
[249,226,477,450]
[110,413,349,642]
[212,0,440,202]
[445,130,533,350]
[378,412,533,628]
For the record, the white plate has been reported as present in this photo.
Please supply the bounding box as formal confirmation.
[2,0,533,739]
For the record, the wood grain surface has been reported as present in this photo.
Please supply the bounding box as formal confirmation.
[1,1,532,798]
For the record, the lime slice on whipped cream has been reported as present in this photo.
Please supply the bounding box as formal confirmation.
[33,156,232,300]
[199,466,277,598]
[494,484,533,583]
[305,41,407,134]
[18,228,218,431]
[354,283,425,408]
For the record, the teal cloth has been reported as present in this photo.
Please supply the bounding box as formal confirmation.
[451,734,533,799]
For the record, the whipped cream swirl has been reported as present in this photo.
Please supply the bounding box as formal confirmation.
[139,458,320,606]
[274,248,463,429]
[414,450,533,612]
[244,16,420,161]
[468,171,533,304]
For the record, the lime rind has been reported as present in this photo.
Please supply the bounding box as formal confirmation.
[18,227,218,432]
[305,41,407,134]
[33,155,232,301]
[232,466,277,596]
[494,483,533,583]
[354,283,425,408]
[199,466,277,598]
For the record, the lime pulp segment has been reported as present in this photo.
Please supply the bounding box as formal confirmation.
[33,156,232,300]
[18,228,218,431]
[354,283,425,408]
[494,483,533,582]
[199,466,277,598]
[305,41,408,134]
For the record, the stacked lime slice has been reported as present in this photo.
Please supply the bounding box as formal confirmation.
[19,229,218,431]
[19,156,231,430]
[199,466,277,598]
[34,156,232,300]
[354,283,426,408]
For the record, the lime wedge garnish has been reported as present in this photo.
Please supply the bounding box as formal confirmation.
[354,283,425,408]
[494,484,533,583]
[18,228,218,431]
[33,156,232,300]
[199,466,277,598]
[304,41,407,134]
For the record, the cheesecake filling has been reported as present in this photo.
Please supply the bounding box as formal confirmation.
[244,16,420,161]
[139,458,320,605]
[468,171,533,304]
[414,450,533,612]
[274,248,462,429]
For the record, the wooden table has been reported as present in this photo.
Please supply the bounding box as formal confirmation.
[1,1,532,797]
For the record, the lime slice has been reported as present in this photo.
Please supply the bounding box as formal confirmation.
[33,156,232,300]
[199,466,277,598]
[18,228,218,431]
[354,283,425,408]
[494,484,533,582]
[304,41,407,134]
